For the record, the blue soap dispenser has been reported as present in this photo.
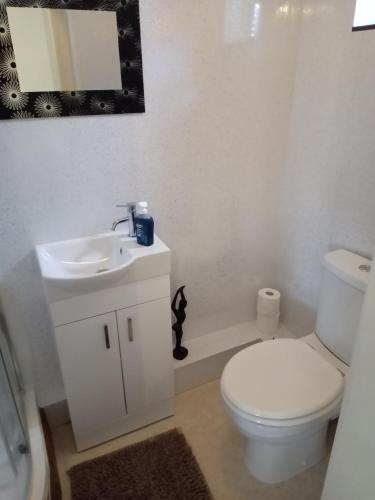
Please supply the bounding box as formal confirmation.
[135,202,154,246]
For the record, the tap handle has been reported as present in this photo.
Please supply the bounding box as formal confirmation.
[116,202,137,211]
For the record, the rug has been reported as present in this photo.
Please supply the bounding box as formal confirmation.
[68,428,213,500]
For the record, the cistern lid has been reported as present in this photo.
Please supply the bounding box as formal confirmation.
[221,339,344,420]
[324,249,371,292]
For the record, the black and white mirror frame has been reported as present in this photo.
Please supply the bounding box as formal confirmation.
[0,0,145,120]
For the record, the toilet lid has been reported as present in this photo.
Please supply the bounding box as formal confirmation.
[221,339,344,420]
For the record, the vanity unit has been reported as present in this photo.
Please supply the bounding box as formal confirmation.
[37,231,174,451]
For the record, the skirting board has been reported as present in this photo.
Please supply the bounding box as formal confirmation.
[43,399,71,428]
[174,339,261,394]
[174,320,293,394]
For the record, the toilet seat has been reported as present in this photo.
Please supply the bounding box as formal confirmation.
[221,388,342,428]
[221,339,344,422]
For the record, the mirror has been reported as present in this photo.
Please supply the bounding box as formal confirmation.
[0,1,145,120]
[7,8,122,92]
[353,0,375,31]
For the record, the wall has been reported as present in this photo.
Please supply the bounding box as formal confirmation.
[322,251,375,500]
[0,0,301,405]
[275,0,375,336]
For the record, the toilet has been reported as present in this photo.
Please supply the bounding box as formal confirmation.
[221,249,371,484]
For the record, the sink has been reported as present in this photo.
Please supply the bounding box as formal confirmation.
[36,231,171,295]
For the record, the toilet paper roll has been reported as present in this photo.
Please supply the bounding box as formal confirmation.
[256,313,280,339]
[257,288,281,316]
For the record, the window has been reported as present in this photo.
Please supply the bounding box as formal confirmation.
[353,0,375,31]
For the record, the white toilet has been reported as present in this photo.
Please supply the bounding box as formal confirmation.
[221,249,371,484]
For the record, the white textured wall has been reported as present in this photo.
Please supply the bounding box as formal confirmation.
[275,0,375,336]
[0,163,62,401]
[0,0,301,405]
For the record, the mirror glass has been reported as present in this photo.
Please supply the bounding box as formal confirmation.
[353,0,375,29]
[7,7,122,93]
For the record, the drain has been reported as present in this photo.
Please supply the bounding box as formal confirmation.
[96,268,110,274]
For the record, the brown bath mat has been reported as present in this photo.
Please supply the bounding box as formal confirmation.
[68,428,213,500]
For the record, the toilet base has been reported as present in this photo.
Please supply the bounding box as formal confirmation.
[245,422,328,484]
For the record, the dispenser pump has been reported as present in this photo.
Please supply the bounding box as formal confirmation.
[137,201,148,215]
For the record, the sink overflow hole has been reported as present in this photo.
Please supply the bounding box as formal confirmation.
[359,264,371,273]
[96,268,110,274]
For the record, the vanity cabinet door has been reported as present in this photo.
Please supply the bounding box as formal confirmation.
[117,298,174,415]
[55,313,126,443]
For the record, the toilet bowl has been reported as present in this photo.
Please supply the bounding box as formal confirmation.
[221,336,345,483]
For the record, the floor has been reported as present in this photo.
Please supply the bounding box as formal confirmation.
[52,380,335,500]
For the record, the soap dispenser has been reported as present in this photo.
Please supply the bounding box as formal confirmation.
[135,202,154,246]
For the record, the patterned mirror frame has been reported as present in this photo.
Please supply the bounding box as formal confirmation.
[0,0,145,120]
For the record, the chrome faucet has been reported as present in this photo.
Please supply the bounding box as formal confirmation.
[111,202,137,236]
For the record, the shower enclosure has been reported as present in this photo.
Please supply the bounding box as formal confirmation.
[0,325,31,500]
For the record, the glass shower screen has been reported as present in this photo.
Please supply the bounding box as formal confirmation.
[0,327,30,500]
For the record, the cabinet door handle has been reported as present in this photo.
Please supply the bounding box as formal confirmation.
[104,325,110,349]
[127,318,134,342]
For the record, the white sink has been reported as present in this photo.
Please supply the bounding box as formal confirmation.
[36,231,171,295]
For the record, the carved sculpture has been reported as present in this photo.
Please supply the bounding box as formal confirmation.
[171,286,188,360]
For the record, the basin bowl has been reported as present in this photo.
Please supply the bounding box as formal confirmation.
[36,231,171,297]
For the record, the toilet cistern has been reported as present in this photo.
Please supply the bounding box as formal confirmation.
[111,202,137,236]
